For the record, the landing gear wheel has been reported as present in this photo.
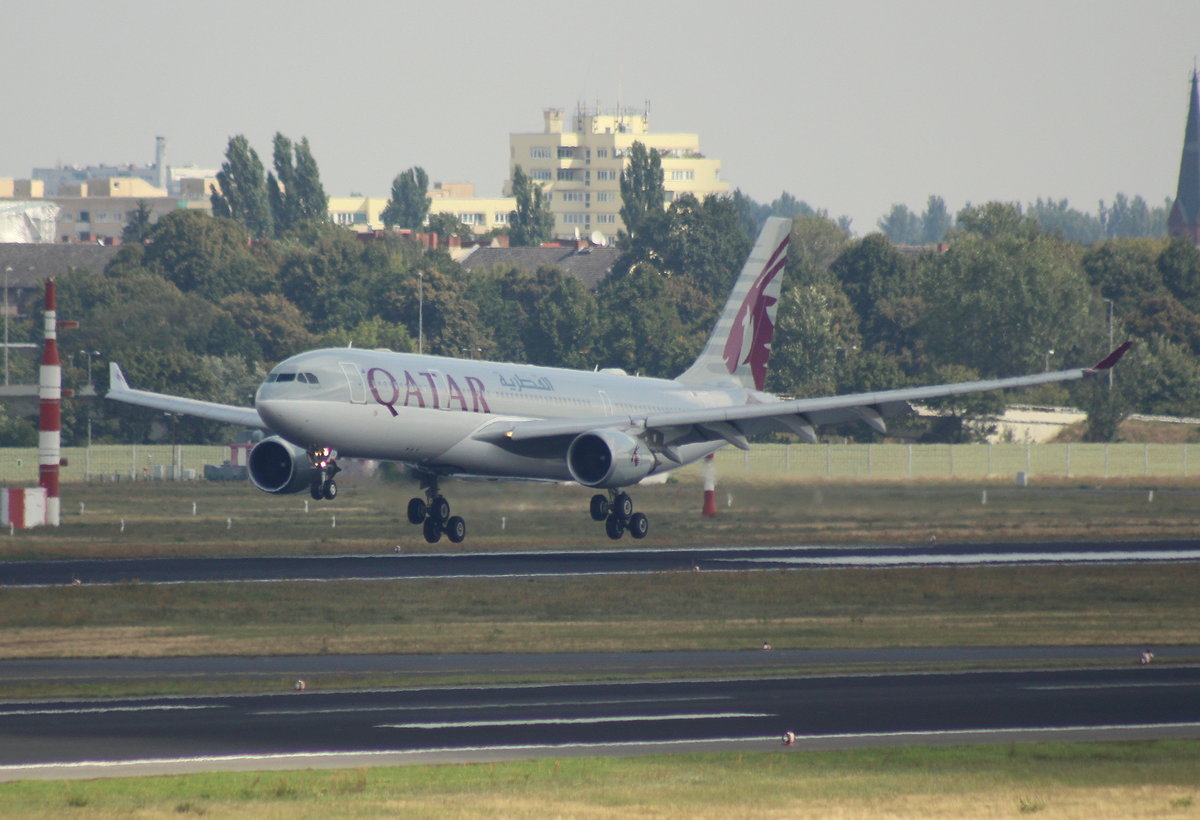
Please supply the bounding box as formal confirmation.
[445,515,466,543]
[430,496,451,524]
[321,480,337,500]
[605,514,625,540]
[627,512,649,539]
[309,481,323,501]
[614,492,634,519]
[590,494,609,521]
[407,497,427,525]
[423,517,442,543]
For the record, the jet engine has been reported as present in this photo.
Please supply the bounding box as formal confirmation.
[247,436,322,494]
[567,429,656,488]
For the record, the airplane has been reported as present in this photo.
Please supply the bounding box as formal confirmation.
[107,216,1131,544]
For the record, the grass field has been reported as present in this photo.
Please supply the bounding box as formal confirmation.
[4,472,1200,560]
[0,742,1196,819]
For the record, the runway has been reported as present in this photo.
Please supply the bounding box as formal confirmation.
[4,538,1200,587]
[1,663,1197,780]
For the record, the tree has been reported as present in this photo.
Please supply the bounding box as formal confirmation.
[380,167,430,230]
[425,212,475,244]
[1026,198,1103,243]
[766,282,861,398]
[596,262,691,376]
[788,213,850,287]
[210,135,273,239]
[877,204,923,244]
[920,214,1094,377]
[121,200,154,244]
[507,165,553,246]
[618,141,664,241]
[920,195,953,244]
[267,134,329,236]
[141,210,269,300]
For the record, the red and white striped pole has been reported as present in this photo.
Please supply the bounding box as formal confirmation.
[38,280,62,526]
[702,452,717,517]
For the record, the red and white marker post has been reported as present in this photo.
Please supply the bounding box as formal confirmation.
[702,453,717,517]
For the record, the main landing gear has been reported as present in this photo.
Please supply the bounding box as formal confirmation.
[307,445,340,500]
[406,473,466,544]
[590,490,649,541]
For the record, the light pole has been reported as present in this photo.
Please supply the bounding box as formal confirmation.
[417,272,427,355]
[85,349,100,388]
[3,266,10,387]
[1103,298,1114,389]
[1044,348,1055,372]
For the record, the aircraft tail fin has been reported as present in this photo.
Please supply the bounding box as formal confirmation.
[677,216,791,391]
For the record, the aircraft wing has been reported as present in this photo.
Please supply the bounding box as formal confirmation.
[485,343,1132,450]
[106,363,267,429]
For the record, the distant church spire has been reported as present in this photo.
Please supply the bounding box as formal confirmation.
[1168,69,1200,244]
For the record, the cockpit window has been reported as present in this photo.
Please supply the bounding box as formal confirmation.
[299,372,319,384]
[275,372,296,382]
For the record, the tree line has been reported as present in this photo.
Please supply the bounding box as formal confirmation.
[0,134,1190,447]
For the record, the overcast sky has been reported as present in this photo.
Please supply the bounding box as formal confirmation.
[4,0,1198,233]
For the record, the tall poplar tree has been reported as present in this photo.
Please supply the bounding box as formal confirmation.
[619,141,664,241]
[507,165,553,246]
[267,134,328,236]
[210,135,273,239]
[381,166,430,229]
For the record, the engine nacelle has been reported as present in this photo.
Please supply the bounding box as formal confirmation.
[567,429,656,489]
[248,436,321,494]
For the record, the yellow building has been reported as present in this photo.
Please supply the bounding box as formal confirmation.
[507,105,730,243]
[328,183,515,235]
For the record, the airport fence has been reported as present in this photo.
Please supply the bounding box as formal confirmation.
[0,442,1196,486]
[694,441,1200,482]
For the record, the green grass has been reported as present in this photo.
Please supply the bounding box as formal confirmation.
[0,741,1197,818]
[3,475,1200,561]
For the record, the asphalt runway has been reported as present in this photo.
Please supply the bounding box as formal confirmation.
[1,663,1197,780]
[4,538,1200,587]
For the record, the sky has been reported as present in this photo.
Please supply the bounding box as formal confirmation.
[4,0,1199,234]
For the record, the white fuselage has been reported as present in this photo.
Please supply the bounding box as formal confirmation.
[254,348,747,481]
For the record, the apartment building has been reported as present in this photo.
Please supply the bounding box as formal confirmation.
[507,105,729,243]
[328,183,515,234]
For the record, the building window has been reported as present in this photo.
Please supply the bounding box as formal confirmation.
[494,212,509,224]
[556,169,578,181]
[530,147,552,159]
[556,146,575,159]
[596,192,615,202]
[671,170,695,181]
[562,213,588,224]
[560,191,585,202]
[596,214,616,224]
[79,211,90,222]
[597,148,608,158]
[531,169,553,181]
[595,170,617,181]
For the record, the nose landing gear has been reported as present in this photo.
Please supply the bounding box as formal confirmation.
[306,445,340,500]
[590,490,649,540]
[407,474,466,544]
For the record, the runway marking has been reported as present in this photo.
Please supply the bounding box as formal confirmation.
[252,695,731,717]
[0,705,222,717]
[378,712,774,730]
[1027,682,1200,691]
[715,550,1200,567]
[5,722,1200,778]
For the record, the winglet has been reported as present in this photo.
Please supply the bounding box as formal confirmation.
[1086,340,1133,373]
[109,362,130,393]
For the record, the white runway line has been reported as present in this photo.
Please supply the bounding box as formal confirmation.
[0,704,222,717]
[379,712,774,730]
[714,550,1200,567]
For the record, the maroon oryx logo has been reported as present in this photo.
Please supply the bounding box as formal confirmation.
[722,235,789,390]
